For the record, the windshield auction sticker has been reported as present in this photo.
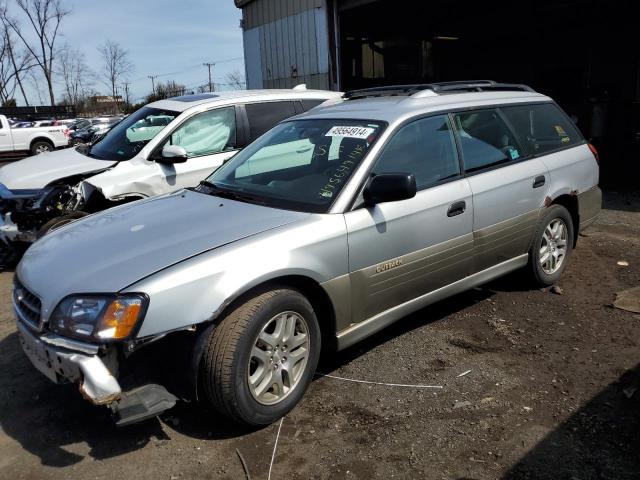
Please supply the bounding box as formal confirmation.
[325,126,375,139]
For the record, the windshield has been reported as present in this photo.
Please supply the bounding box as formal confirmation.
[203,119,385,213]
[85,107,179,160]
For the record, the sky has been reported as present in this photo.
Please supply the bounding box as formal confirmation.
[8,0,245,105]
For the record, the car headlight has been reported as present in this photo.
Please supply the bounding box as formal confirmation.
[49,294,148,342]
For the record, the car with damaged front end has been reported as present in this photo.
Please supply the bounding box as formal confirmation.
[13,82,601,427]
[0,87,340,265]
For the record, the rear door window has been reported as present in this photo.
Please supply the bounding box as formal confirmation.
[245,101,297,142]
[452,109,523,173]
[501,103,583,155]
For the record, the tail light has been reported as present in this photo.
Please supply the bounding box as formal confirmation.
[64,128,70,138]
[588,143,599,164]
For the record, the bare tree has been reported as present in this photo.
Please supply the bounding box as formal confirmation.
[97,40,132,113]
[223,69,245,90]
[0,11,34,106]
[1,0,70,106]
[58,45,92,111]
[26,67,44,104]
[145,79,186,103]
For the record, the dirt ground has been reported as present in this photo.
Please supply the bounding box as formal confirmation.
[1,191,639,480]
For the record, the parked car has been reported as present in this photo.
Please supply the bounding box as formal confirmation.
[31,119,56,128]
[0,114,69,156]
[68,119,92,132]
[11,121,35,129]
[13,81,601,426]
[69,123,112,145]
[89,120,122,144]
[0,87,340,249]
[54,119,77,127]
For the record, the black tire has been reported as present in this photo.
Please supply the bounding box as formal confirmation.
[200,288,321,426]
[36,212,89,239]
[528,204,574,287]
[30,140,54,155]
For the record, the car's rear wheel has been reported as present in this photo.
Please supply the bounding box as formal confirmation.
[528,204,574,286]
[200,288,320,425]
[30,140,53,155]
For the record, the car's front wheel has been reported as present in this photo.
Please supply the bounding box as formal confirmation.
[36,212,89,239]
[200,288,320,425]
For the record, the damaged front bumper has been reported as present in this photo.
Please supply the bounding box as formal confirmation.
[16,320,121,404]
[16,319,179,425]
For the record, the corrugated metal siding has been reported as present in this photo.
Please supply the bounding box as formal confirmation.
[243,0,325,29]
[242,3,330,90]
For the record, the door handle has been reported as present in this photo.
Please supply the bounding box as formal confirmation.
[533,175,546,188]
[447,200,466,217]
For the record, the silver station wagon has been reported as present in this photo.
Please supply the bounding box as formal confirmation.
[14,81,601,426]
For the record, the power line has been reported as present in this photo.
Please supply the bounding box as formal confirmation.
[132,57,243,82]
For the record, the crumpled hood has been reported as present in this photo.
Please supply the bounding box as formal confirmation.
[0,148,116,190]
[17,190,308,314]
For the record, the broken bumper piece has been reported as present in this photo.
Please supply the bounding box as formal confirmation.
[17,321,178,425]
[17,320,121,404]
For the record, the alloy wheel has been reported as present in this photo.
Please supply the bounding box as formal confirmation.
[247,311,310,405]
[539,218,568,274]
[35,144,51,154]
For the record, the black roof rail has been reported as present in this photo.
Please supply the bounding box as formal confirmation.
[343,84,439,100]
[430,81,535,94]
[343,80,535,100]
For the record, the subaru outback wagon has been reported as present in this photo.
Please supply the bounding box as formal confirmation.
[14,81,601,426]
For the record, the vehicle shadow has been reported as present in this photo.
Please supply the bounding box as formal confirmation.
[318,284,496,373]
[502,362,640,479]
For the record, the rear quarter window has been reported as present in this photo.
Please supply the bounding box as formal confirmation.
[501,103,584,155]
[245,101,298,142]
[301,99,327,111]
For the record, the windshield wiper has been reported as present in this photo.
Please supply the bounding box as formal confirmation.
[196,181,265,205]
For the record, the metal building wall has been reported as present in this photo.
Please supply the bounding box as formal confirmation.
[239,0,331,90]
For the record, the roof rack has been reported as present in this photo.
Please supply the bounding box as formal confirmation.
[343,80,535,100]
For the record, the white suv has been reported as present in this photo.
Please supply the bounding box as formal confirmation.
[0,87,340,250]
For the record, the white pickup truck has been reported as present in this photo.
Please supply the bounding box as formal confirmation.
[0,114,70,156]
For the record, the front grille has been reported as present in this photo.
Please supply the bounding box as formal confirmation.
[13,277,42,330]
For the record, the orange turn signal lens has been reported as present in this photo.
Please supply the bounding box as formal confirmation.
[95,297,143,340]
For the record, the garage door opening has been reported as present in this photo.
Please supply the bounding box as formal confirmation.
[337,0,639,188]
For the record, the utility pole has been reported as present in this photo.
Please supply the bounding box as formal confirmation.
[148,75,158,95]
[114,86,120,114]
[203,63,215,92]
[123,82,131,106]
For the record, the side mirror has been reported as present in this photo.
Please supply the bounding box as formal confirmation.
[364,173,417,206]
[158,145,188,164]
